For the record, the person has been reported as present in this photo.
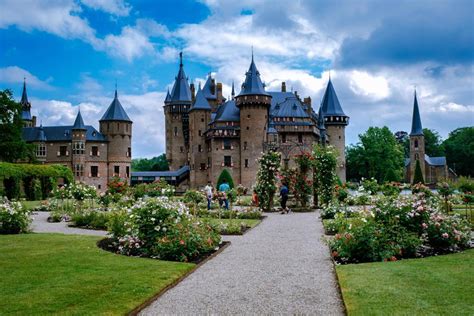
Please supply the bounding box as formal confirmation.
[204,181,214,210]
[280,182,289,214]
[218,179,231,210]
[252,189,259,207]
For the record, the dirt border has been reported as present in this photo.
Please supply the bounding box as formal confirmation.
[127,241,231,316]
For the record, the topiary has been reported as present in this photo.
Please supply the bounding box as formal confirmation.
[413,160,424,184]
[217,169,234,189]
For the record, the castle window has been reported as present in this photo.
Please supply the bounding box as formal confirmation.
[59,146,67,156]
[117,123,119,130]
[73,141,85,155]
[90,166,98,178]
[298,134,303,144]
[244,141,248,150]
[247,114,251,119]
[114,166,120,177]
[245,159,249,168]
[224,156,232,167]
[246,126,249,130]
[201,118,204,122]
[174,127,178,136]
[198,144,202,152]
[36,144,46,157]
[180,146,184,153]
[126,166,130,178]
[224,139,231,150]
[198,130,202,136]
[282,134,287,143]
[75,164,84,177]
[127,147,131,157]
[91,146,99,156]
[200,163,206,170]
[414,139,419,148]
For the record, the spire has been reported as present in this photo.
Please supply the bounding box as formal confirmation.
[20,78,32,121]
[114,80,118,99]
[320,79,347,119]
[201,74,217,99]
[21,77,29,105]
[410,90,423,136]
[100,88,132,122]
[169,52,192,103]
[164,88,171,103]
[231,81,235,99]
[190,87,211,111]
[238,54,269,96]
[73,109,86,130]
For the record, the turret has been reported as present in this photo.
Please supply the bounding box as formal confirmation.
[99,89,132,181]
[235,54,272,188]
[164,52,192,170]
[72,109,87,181]
[317,105,326,145]
[20,79,36,127]
[409,90,425,183]
[320,78,349,182]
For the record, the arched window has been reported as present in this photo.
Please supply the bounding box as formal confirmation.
[414,139,418,148]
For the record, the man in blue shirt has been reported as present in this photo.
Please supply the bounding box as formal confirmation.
[218,179,231,210]
[280,182,289,214]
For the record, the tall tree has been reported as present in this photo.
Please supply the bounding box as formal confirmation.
[443,127,474,177]
[0,89,33,162]
[346,126,404,183]
[399,128,445,158]
[132,153,169,171]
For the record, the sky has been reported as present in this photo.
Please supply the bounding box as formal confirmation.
[0,0,473,158]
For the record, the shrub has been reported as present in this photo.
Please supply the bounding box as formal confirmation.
[107,177,128,194]
[110,197,221,262]
[131,180,175,199]
[413,160,424,184]
[217,169,234,189]
[255,151,281,211]
[183,190,204,216]
[361,177,379,195]
[456,176,474,194]
[3,177,20,200]
[0,197,31,234]
[381,182,401,197]
[71,210,110,230]
[335,185,349,202]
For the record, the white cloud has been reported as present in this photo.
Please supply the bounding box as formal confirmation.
[348,70,390,100]
[0,66,53,89]
[103,26,155,61]
[433,102,474,113]
[80,0,131,16]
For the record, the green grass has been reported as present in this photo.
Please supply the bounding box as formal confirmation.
[0,233,194,315]
[201,218,261,235]
[204,218,260,228]
[21,200,44,210]
[336,250,474,316]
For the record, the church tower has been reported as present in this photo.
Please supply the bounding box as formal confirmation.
[321,78,349,182]
[165,52,192,170]
[235,55,272,188]
[72,109,87,182]
[99,89,133,182]
[188,86,212,188]
[20,79,36,127]
[409,90,425,183]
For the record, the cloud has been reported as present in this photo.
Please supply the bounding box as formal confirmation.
[348,71,390,101]
[0,66,53,89]
[80,0,131,16]
[103,26,155,61]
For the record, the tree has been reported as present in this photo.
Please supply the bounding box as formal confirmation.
[346,126,404,183]
[313,145,338,207]
[399,128,445,158]
[443,127,474,177]
[217,169,234,189]
[413,160,424,184]
[131,154,169,172]
[0,89,34,162]
[255,151,281,211]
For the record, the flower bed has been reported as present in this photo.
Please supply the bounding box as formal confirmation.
[0,197,31,234]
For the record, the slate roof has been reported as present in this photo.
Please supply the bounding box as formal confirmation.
[238,56,269,96]
[202,76,217,100]
[190,88,211,111]
[131,166,190,178]
[214,100,240,122]
[72,110,86,130]
[100,90,132,122]
[321,79,347,117]
[23,125,107,142]
[404,155,447,167]
[164,89,171,103]
[270,95,310,118]
[410,91,423,136]
[36,125,46,142]
[169,52,192,104]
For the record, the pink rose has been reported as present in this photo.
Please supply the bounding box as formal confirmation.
[442,233,449,239]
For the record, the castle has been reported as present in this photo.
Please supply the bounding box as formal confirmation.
[163,53,349,189]
[20,81,132,191]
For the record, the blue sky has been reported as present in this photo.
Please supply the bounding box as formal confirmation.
[0,0,473,158]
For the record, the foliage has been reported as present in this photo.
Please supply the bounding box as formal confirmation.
[131,180,175,199]
[381,182,401,197]
[3,177,20,200]
[443,127,474,177]
[313,144,338,207]
[71,210,109,230]
[437,182,454,213]
[52,182,97,201]
[456,176,474,193]
[0,89,34,162]
[183,190,204,216]
[413,159,424,184]
[335,185,349,202]
[289,152,313,207]
[107,177,129,194]
[346,126,404,182]
[132,153,169,172]
[402,128,445,158]
[197,207,262,220]
[216,169,234,189]
[255,151,281,211]
[361,177,379,195]
[110,197,221,262]
[0,197,31,234]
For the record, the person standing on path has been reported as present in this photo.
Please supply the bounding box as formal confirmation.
[280,182,290,214]
[204,181,214,210]
[218,179,230,210]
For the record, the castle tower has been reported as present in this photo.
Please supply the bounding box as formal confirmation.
[317,105,326,145]
[189,86,212,188]
[235,55,272,188]
[72,109,87,182]
[165,52,192,170]
[99,89,133,182]
[20,79,36,127]
[321,78,349,182]
[409,90,425,183]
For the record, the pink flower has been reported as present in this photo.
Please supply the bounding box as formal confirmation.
[417,206,424,211]
[442,233,449,239]
[421,223,428,229]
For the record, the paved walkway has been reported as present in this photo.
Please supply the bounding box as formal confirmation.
[30,212,107,236]
[141,212,344,315]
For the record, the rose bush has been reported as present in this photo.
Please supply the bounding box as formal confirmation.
[0,197,31,234]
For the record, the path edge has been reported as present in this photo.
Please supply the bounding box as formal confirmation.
[127,241,231,316]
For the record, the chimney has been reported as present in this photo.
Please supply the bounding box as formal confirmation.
[210,78,216,95]
[281,82,286,92]
[216,82,223,102]
[32,116,37,127]
[190,83,196,101]
[303,97,311,107]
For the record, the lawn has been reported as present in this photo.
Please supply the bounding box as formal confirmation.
[0,233,194,315]
[204,218,261,228]
[336,250,474,316]
[21,200,44,210]
[202,218,261,234]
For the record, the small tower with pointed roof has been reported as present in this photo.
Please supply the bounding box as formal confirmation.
[72,109,87,181]
[188,87,212,187]
[235,54,272,188]
[20,79,36,127]
[320,77,349,182]
[164,52,192,170]
[409,90,425,183]
[99,88,133,182]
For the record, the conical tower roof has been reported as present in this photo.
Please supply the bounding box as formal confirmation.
[190,87,211,111]
[238,55,269,96]
[20,79,32,121]
[410,91,423,136]
[164,88,171,103]
[169,52,192,104]
[100,89,132,122]
[73,109,86,130]
[321,79,346,117]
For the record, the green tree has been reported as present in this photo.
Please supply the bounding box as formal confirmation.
[0,89,34,162]
[132,154,169,171]
[255,151,281,211]
[413,160,424,184]
[400,128,445,158]
[217,169,234,189]
[313,144,338,207]
[346,126,404,183]
[443,127,474,177]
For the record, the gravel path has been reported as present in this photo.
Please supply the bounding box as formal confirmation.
[30,212,107,236]
[141,211,344,315]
